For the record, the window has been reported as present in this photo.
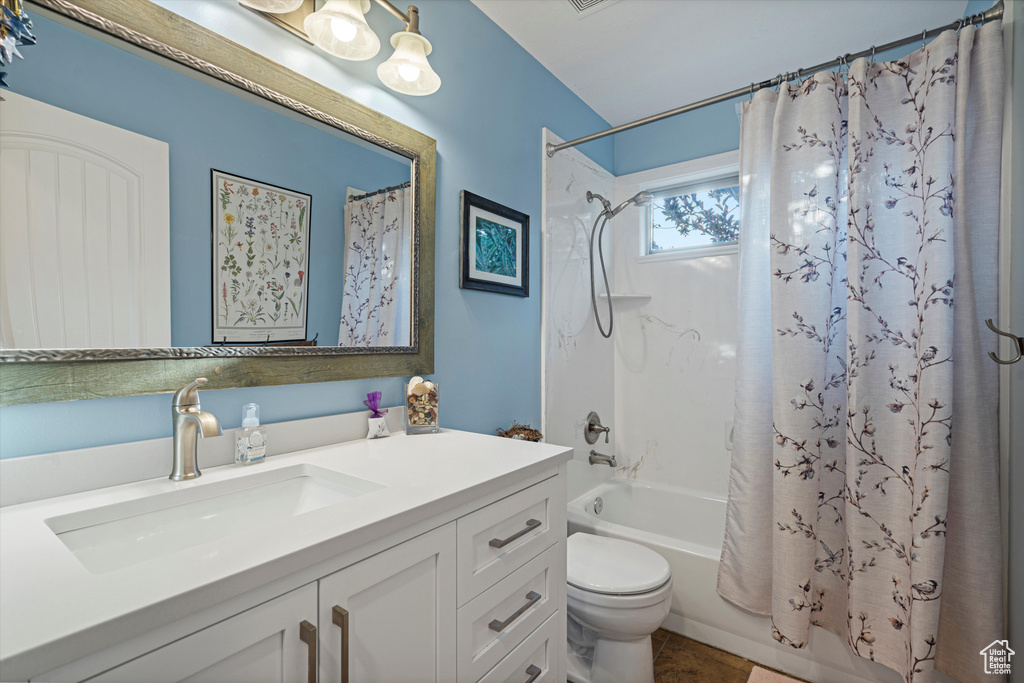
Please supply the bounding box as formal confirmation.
[643,173,740,259]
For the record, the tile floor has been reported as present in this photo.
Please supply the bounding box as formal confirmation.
[651,629,804,683]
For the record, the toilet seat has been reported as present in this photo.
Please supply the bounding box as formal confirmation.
[567,533,671,596]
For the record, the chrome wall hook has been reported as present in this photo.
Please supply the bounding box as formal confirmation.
[985,318,1023,365]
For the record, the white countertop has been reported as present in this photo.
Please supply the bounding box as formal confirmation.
[0,429,572,679]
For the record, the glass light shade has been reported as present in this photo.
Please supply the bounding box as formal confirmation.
[303,0,380,61]
[377,32,441,96]
[239,0,305,13]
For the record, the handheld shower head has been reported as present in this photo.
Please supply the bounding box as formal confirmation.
[582,188,654,340]
[608,190,655,218]
[632,190,655,207]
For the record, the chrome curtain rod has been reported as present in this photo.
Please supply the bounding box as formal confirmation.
[546,0,1004,158]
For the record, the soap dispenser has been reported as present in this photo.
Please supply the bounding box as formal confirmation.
[235,403,267,465]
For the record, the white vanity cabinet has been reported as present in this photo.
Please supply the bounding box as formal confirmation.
[84,584,319,683]
[19,465,568,683]
[4,432,573,683]
[317,523,457,683]
[54,525,458,683]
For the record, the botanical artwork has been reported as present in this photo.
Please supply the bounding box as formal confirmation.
[212,170,310,343]
[651,184,739,251]
[474,217,517,277]
[720,26,1003,683]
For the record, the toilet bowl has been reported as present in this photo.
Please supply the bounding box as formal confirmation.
[566,532,673,683]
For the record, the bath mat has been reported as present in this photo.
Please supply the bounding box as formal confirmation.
[747,666,803,683]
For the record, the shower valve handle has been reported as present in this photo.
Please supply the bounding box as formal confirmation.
[585,411,610,445]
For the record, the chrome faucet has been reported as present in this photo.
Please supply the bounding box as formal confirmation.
[589,450,617,467]
[170,378,222,481]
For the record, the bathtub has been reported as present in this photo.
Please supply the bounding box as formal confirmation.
[567,478,910,683]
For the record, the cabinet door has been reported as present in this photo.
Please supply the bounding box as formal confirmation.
[319,523,456,683]
[86,584,317,683]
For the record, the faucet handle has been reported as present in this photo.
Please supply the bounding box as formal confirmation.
[173,378,208,407]
[584,411,610,445]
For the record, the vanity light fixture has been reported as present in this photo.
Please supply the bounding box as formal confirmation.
[376,28,439,96]
[303,0,379,61]
[245,0,441,96]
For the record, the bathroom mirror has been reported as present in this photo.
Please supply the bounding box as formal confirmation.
[0,0,435,405]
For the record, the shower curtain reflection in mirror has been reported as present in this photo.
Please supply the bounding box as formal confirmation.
[338,184,412,347]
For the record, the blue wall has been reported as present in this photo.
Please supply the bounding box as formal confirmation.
[10,15,410,349]
[613,1,988,177]
[0,0,613,458]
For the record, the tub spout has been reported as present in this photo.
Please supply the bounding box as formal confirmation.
[589,450,617,467]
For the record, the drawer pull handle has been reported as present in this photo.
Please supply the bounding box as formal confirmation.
[489,519,542,548]
[525,664,542,683]
[299,620,317,683]
[488,591,541,632]
[333,605,350,683]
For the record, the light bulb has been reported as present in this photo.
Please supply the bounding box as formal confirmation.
[330,16,357,42]
[398,64,421,82]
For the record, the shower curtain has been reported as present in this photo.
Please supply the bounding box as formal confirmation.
[718,23,1004,683]
[338,185,411,347]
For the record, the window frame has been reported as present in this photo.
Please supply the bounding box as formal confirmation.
[636,152,740,263]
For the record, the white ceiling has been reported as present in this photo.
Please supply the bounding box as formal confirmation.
[471,0,970,126]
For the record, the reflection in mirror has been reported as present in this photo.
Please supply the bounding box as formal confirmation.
[0,7,415,352]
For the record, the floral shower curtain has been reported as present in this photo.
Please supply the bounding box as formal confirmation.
[338,185,411,347]
[718,23,1004,683]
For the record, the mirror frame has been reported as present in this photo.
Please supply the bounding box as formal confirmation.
[0,0,435,405]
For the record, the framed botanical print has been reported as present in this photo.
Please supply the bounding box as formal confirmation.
[459,191,529,297]
[212,170,311,343]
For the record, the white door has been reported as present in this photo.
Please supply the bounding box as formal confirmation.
[85,583,318,683]
[319,524,457,683]
[0,91,170,349]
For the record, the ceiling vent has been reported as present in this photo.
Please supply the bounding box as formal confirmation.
[567,0,620,15]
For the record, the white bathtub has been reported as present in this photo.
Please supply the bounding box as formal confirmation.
[567,479,912,683]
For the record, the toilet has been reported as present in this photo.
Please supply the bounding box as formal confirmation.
[565,533,673,683]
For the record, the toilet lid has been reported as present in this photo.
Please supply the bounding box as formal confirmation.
[567,533,671,595]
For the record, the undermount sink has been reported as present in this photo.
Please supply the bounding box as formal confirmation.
[45,464,385,574]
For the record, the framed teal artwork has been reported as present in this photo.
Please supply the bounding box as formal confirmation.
[459,190,529,297]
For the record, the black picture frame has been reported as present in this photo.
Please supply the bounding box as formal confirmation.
[459,191,530,297]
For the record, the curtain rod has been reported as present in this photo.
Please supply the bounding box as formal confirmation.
[546,0,1004,158]
[349,181,411,202]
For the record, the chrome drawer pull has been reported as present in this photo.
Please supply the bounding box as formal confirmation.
[489,519,542,548]
[524,664,542,682]
[488,591,541,632]
[298,620,317,683]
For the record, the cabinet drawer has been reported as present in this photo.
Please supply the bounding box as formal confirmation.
[456,544,564,683]
[477,612,561,683]
[457,476,564,605]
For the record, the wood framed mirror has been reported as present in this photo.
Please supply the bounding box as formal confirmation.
[0,0,435,405]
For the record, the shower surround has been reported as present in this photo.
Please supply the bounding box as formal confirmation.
[541,129,616,501]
